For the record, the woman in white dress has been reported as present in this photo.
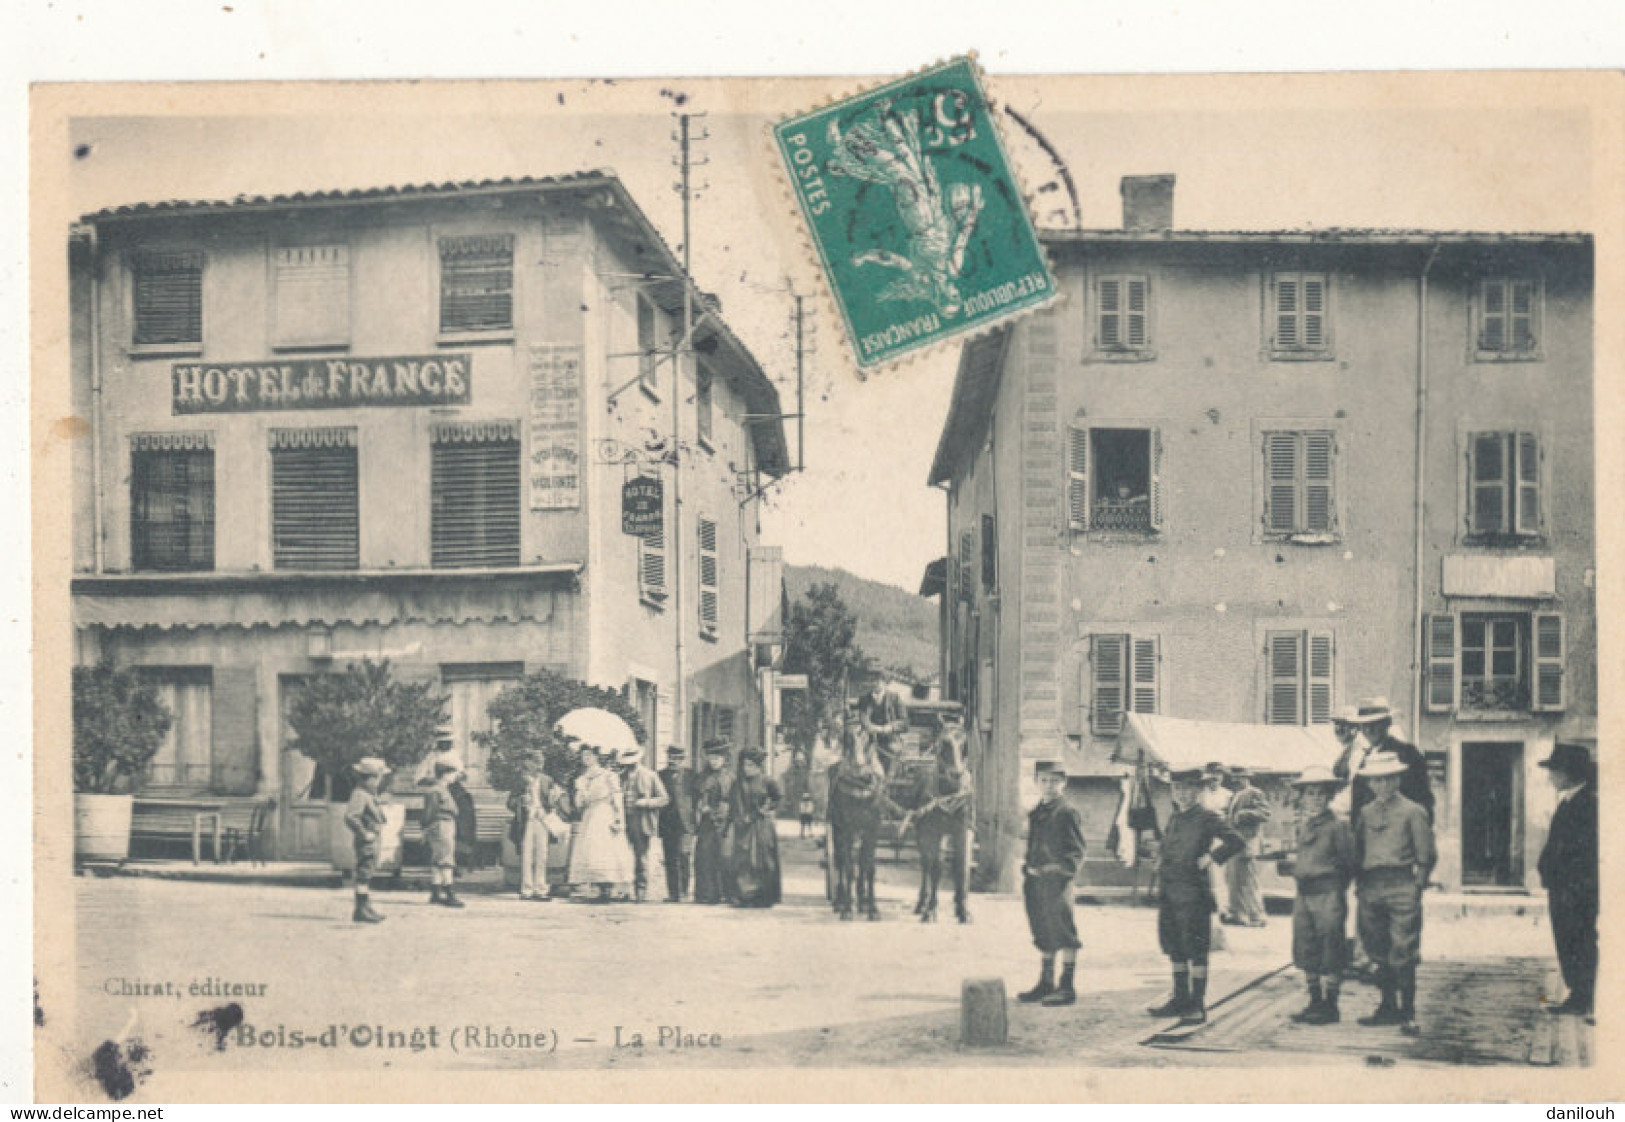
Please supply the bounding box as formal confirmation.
[568,745,635,901]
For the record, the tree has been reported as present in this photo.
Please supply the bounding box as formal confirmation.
[287,660,448,801]
[72,664,173,794]
[478,670,646,796]
[782,582,868,764]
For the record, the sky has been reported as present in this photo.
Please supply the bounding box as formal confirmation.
[60,80,1596,591]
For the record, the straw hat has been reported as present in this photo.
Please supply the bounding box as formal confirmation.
[1292,765,1340,788]
[352,757,390,777]
[1358,751,1408,778]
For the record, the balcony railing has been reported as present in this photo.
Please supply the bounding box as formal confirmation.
[1092,497,1152,533]
[1461,677,1531,713]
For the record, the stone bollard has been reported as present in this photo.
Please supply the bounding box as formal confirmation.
[960,977,1009,1047]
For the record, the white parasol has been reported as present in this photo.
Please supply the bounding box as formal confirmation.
[555,707,640,756]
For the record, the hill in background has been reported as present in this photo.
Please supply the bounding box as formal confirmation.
[784,563,939,685]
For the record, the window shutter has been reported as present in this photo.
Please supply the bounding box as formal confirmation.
[131,448,215,572]
[1264,433,1300,534]
[638,296,661,391]
[1149,428,1164,530]
[272,433,359,570]
[439,234,513,334]
[1090,633,1127,736]
[981,513,997,593]
[696,369,714,445]
[1515,432,1542,536]
[1098,277,1121,348]
[1275,275,1299,349]
[1302,276,1326,349]
[698,516,719,636]
[133,251,203,346]
[1533,612,1566,711]
[1425,613,1459,712]
[1264,631,1302,725]
[210,667,258,795]
[1480,280,1506,351]
[1469,432,1509,535]
[1125,277,1148,348]
[1307,631,1334,724]
[958,530,974,601]
[1304,431,1336,533]
[273,245,350,347]
[717,707,736,743]
[639,520,667,601]
[1067,425,1090,531]
[1510,280,1536,351]
[1131,636,1159,715]
[430,431,521,568]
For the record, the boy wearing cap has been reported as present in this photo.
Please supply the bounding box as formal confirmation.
[1537,741,1597,1017]
[1285,766,1356,1024]
[1149,768,1246,1025]
[1353,751,1436,1032]
[422,756,466,908]
[343,758,390,924]
[1017,760,1086,1007]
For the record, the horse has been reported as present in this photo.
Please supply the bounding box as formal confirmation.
[903,724,974,924]
[827,724,889,921]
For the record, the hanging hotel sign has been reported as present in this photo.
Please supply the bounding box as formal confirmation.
[171,355,472,414]
[622,476,664,537]
[528,344,583,510]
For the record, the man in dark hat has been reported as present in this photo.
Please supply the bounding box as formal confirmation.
[857,677,908,778]
[1016,760,1086,1007]
[1149,768,1246,1025]
[1537,741,1596,1017]
[658,744,698,903]
[1353,750,1436,1034]
[1350,697,1433,822]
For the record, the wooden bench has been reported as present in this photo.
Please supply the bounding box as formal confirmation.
[394,789,513,859]
[131,796,270,864]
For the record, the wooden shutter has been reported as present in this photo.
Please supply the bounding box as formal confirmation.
[431,430,521,568]
[1125,277,1148,349]
[439,234,513,334]
[981,513,997,593]
[211,667,259,795]
[638,296,661,390]
[273,245,349,347]
[131,448,215,572]
[1263,432,1300,535]
[1468,432,1510,535]
[1304,431,1336,533]
[1425,613,1459,712]
[696,368,714,445]
[1130,636,1159,716]
[1090,633,1128,736]
[1515,432,1542,536]
[1533,612,1566,712]
[698,515,719,637]
[1510,279,1536,351]
[958,530,974,601]
[639,520,667,601]
[1307,631,1335,724]
[1098,277,1121,348]
[133,251,203,346]
[271,430,358,570]
[717,707,736,744]
[1264,631,1302,725]
[1274,275,1299,349]
[1067,425,1090,531]
[1302,275,1326,349]
[1149,428,1164,530]
[1480,280,1507,350]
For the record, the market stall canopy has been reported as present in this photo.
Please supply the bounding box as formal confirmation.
[1116,713,1342,777]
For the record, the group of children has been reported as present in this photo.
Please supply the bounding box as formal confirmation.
[342,751,471,923]
[1016,742,1436,1032]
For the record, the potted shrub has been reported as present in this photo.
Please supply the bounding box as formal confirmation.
[480,671,645,889]
[284,659,449,871]
[72,664,172,863]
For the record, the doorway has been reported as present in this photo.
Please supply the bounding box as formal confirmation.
[1461,741,1524,888]
[278,674,330,861]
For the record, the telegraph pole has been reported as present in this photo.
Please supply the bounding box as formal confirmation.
[671,112,693,761]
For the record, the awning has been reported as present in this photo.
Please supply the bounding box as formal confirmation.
[918,557,947,599]
[1115,713,1342,777]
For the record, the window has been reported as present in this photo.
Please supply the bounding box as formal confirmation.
[1466,431,1543,540]
[1088,633,1159,736]
[439,234,513,335]
[135,667,257,796]
[690,699,736,751]
[637,295,665,395]
[1475,277,1540,358]
[1262,430,1338,538]
[131,436,214,571]
[430,422,520,568]
[1066,425,1163,533]
[638,517,667,604]
[1262,630,1335,725]
[1268,271,1330,357]
[696,367,714,447]
[273,244,350,349]
[981,513,997,594]
[443,663,525,788]
[1094,274,1150,354]
[271,429,358,570]
[132,250,203,348]
[698,515,719,639]
[1425,611,1565,713]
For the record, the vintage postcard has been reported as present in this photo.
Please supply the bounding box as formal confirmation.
[29,71,1623,1103]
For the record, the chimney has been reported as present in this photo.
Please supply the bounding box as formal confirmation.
[1120,174,1176,231]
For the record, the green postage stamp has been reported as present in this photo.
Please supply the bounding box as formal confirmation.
[773,57,1057,371]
